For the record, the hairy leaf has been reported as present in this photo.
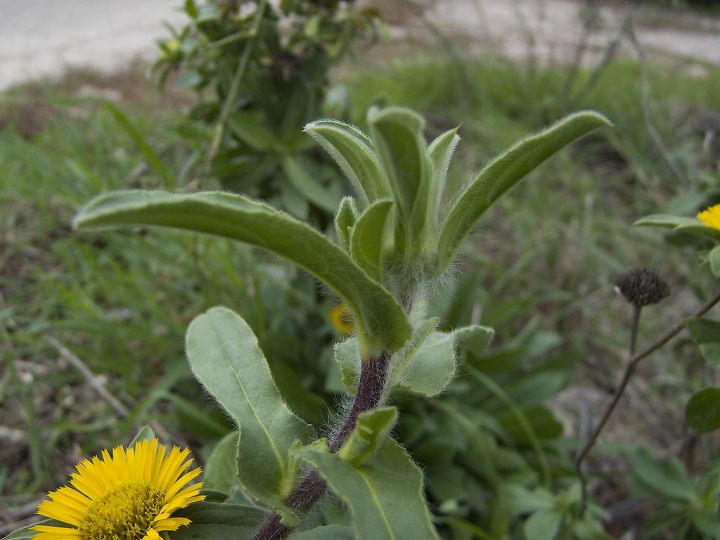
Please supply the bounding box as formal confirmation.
[172,502,267,539]
[339,407,398,466]
[335,196,358,251]
[350,200,393,280]
[427,127,460,229]
[74,190,411,352]
[334,336,361,395]
[437,111,611,270]
[294,440,439,540]
[186,307,313,515]
[203,430,240,493]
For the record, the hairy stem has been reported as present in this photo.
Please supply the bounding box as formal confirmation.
[576,290,720,514]
[252,352,391,540]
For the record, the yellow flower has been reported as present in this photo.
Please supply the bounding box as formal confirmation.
[330,303,355,334]
[33,438,205,540]
[697,204,720,230]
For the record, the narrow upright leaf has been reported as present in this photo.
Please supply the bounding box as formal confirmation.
[128,425,156,446]
[339,407,398,466]
[304,119,390,205]
[293,439,439,540]
[335,196,358,251]
[368,107,432,251]
[74,190,411,352]
[186,307,314,514]
[427,127,460,229]
[437,111,611,270]
[334,336,361,395]
[350,200,393,280]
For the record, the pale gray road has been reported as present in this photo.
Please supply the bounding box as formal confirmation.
[0,0,717,90]
[0,0,184,89]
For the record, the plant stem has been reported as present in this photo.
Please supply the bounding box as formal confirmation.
[576,290,720,513]
[252,352,391,540]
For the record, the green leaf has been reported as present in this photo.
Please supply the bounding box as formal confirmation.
[387,318,438,390]
[339,407,398,466]
[104,102,176,188]
[128,424,155,446]
[635,214,720,241]
[335,196,358,251]
[281,156,338,213]
[686,387,720,432]
[293,439,439,540]
[437,111,611,270]
[204,431,240,493]
[2,520,55,540]
[172,502,267,539]
[628,448,696,501]
[710,246,720,278]
[686,318,720,367]
[305,119,390,205]
[186,307,314,515]
[368,107,431,252]
[74,190,411,352]
[350,200,393,280]
[427,127,460,228]
[228,110,279,152]
[524,510,561,540]
[394,327,458,397]
[333,336,361,395]
[289,525,355,539]
[454,325,494,355]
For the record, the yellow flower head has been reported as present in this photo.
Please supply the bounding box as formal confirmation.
[697,204,720,230]
[330,303,355,334]
[33,438,205,540]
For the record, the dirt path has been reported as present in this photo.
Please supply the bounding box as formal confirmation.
[0,0,718,91]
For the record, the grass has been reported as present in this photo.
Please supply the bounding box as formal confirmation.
[2,44,720,536]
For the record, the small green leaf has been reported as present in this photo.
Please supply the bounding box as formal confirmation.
[427,127,460,228]
[204,431,240,493]
[293,439,439,540]
[454,325,494,355]
[437,111,611,270]
[635,214,720,241]
[368,107,432,253]
[305,119,390,205]
[128,425,156,446]
[335,196,358,251]
[74,190,411,352]
[281,156,338,213]
[228,111,279,152]
[186,307,314,515]
[710,246,720,278]
[686,318,720,367]
[387,318,438,389]
[524,510,561,540]
[172,502,267,539]
[350,200,393,280]
[339,407,398,466]
[686,387,720,432]
[1,520,56,539]
[289,525,355,539]
[396,331,457,396]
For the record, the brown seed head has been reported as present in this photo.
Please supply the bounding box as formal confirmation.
[614,268,670,307]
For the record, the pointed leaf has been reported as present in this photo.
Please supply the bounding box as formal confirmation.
[305,119,390,204]
[186,307,314,514]
[427,127,460,228]
[129,425,156,446]
[350,200,393,280]
[368,107,432,251]
[281,156,338,212]
[339,407,398,466]
[74,190,411,352]
[204,430,240,493]
[293,439,439,540]
[334,336,361,395]
[335,196,358,251]
[172,502,268,539]
[437,111,611,270]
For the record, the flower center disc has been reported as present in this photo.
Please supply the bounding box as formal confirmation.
[79,483,165,540]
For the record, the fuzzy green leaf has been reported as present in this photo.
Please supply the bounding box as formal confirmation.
[333,336,361,395]
[686,387,720,433]
[304,119,390,204]
[289,525,355,539]
[368,107,432,253]
[437,111,611,270]
[339,407,398,466]
[129,425,156,446]
[350,200,393,280]
[387,318,438,389]
[203,430,240,493]
[396,331,457,397]
[172,502,268,539]
[335,196,358,251]
[186,307,313,516]
[293,439,439,540]
[74,190,411,352]
[454,325,495,355]
[427,127,460,229]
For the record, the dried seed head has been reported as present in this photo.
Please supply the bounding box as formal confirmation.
[614,268,670,307]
